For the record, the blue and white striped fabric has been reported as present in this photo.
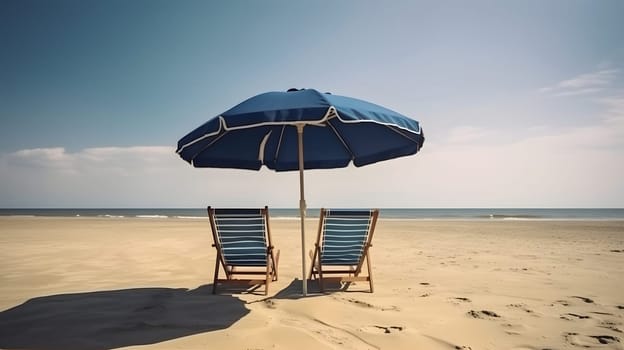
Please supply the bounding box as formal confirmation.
[320,210,375,266]
[212,208,268,266]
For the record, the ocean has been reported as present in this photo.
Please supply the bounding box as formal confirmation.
[1,208,623,220]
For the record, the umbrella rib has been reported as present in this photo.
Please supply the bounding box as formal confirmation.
[180,113,337,156]
[258,130,272,164]
[327,110,422,165]
[274,125,286,164]
[385,124,423,144]
[331,107,423,145]
[189,131,229,165]
[176,116,226,155]
[327,114,357,161]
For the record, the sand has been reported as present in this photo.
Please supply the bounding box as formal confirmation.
[0,217,623,350]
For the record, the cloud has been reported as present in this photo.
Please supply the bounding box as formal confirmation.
[598,94,624,117]
[0,146,304,208]
[539,69,619,97]
[1,99,623,209]
[408,89,624,207]
[4,146,175,177]
[0,146,184,207]
[413,121,624,207]
[445,126,493,144]
[6,148,75,172]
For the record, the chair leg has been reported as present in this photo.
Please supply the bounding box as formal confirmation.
[308,247,317,280]
[265,256,271,296]
[212,255,220,294]
[366,253,374,293]
[273,250,280,281]
[318,265,325,293]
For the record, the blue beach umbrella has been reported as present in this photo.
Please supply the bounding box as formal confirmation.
[177,88,425,295]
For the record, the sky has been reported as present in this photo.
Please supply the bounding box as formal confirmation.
[1,0,623,208]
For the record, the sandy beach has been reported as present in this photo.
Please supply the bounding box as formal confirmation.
[0,217,623,350]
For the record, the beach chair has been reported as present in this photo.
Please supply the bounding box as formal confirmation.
[207,206,279,295]
[309,208,379,293]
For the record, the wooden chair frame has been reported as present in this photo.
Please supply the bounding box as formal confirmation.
[208,206,279,295]
[309,208,379,293]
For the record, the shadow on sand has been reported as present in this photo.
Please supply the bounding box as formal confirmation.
[0,285,248,350]
[257,278,367,302]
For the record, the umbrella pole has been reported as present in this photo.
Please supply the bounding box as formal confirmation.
[297,124,308,296]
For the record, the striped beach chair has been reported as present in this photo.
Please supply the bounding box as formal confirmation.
[309,208,379,293]
[208,206,279,295]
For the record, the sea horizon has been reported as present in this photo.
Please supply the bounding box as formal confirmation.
[1,208,624,221]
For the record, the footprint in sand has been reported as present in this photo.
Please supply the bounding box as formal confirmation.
[467,310,501,319]
[552,297,596,308]
[263,299,277,309]
[501,322,528,336]
[560,313,591,320]
[564,332,620,347]
[360,325,404,334]
[599,320,623,334]
[570,296,595,304]
[448,297,471,305]
[281,317,380,350]
[507,303,537,316]
[335,296,400,312]
[591,311,614,316]
[553,299,571,307]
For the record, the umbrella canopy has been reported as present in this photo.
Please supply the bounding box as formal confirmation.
[177,88,425,295]
[177,88,424,170]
